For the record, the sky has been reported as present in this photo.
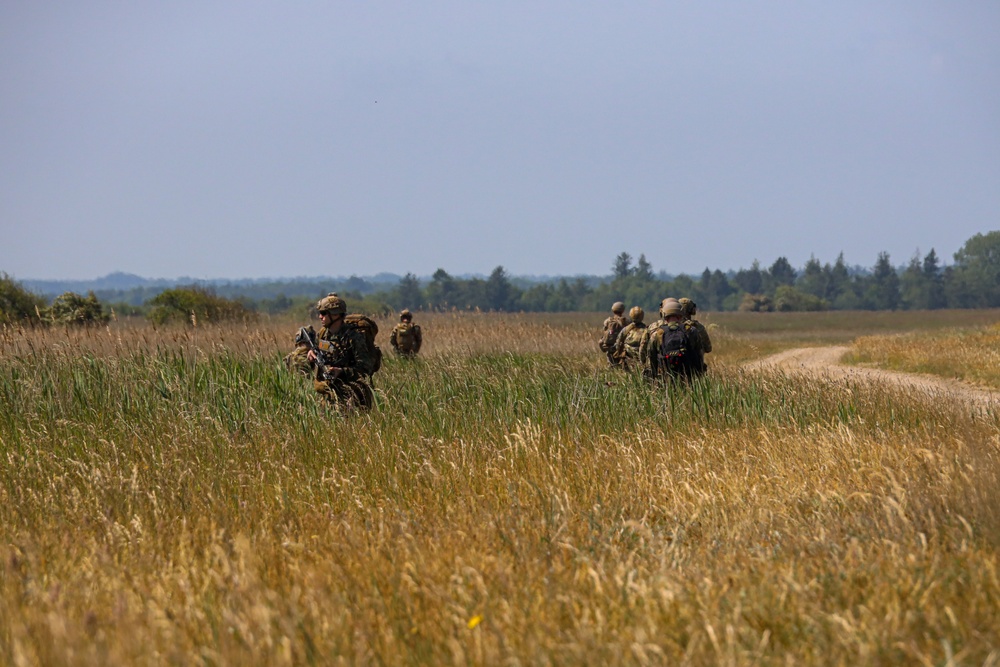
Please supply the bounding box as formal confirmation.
[1,1,998,281]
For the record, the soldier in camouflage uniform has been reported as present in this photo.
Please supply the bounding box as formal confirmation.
[286,293,375,411]
[389,309,423,358]
[599,301,630,367]
[613,306,647,370]
[679,298,712,374]
[644,298,710,381]
[638,298,676,369]
[644,298,686,380]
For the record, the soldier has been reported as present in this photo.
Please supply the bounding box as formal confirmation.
[679,298,712,375]
[389,309,423,357]
[599,301,630,366]
[638,298,677,369]
[645,298,708,382]
[614,306,647,370]
[288,293,375,411]
[645,298,689,381]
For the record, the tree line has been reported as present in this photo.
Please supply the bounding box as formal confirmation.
[376,231,1000,314]
[3,231,999,325]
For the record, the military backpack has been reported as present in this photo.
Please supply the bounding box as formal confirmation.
[600,315,626,353]
[343,314,382,375]
[395,322,418,352]
[658,322,697,379]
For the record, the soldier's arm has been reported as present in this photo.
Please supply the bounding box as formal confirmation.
[613,325,629,357]
[413,325,422,351]
[389,326,398,350]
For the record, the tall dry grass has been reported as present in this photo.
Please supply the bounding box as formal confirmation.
[1,312,998,665]
[845,321,1000,389]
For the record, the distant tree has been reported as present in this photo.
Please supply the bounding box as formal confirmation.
[733,260,764,295]
[798,256,827,299]
[0,273,46,324]
[426,268,457,309]
[343,275,372,294]
[634,254,654,281]
[45,291,109,325]
[517,282,553,312]
[486,266,515,311]
[766,257,797,291]
[824,252,851,303]
[395,273,423,310]
[899,249,944,310]
[863,252,900,310]
[458,277,488,310]
[612,252,634,280]
[699,268,733,310]
[899,252,926,310]
[670,274,697,304]
[949,231,1000,307]
[256,293,304,315]
[922,249,946,309]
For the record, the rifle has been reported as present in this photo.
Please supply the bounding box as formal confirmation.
[295,326,337,382]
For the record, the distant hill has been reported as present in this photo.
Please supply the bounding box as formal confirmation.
[19,271,606,298]
[21,272,404,297]
[23,272,165,295]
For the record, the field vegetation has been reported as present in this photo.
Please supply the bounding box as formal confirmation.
[845,319,1000,389]
[1,311,998,665]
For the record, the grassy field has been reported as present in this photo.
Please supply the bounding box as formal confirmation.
[1,310,999,665]
[844,320,1000,390]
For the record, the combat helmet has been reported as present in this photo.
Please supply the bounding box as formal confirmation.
[611,301,625,315]
[629,306,644,323]
[316,292,347,315]
[660,298,682,317]
[678,298,697,318]
[400,309,413,321]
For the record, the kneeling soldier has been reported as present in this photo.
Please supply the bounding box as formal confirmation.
[287,293,375,411]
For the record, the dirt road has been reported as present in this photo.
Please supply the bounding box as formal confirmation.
[746,346,1000,409]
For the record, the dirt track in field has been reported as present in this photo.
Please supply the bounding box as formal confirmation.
[746,346,1000,409]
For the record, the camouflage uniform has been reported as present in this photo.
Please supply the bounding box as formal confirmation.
[389,310,423,357]
[284,326,316,375]
[599,302,630,367]
[614,306,647,370]
[645,298,709,381]
[640,298,679,377]
[312,322,375,410]
[645,322,690,381]
[286,293,376,411]
[679,298,712,375]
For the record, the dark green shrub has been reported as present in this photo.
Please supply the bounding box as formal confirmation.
[0,273,46,324]
[774,286,829,312]
[147,285,257,325]
[45,291,110,325]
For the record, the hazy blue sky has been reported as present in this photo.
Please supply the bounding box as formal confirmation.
[2,1,998,281]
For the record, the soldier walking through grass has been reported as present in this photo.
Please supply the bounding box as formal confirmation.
[644,298,709,382]
[614,306,647,370]
[389,309,423,357]
[599,301,630,367]
[679,298,712,375]
[638,298,675,369]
